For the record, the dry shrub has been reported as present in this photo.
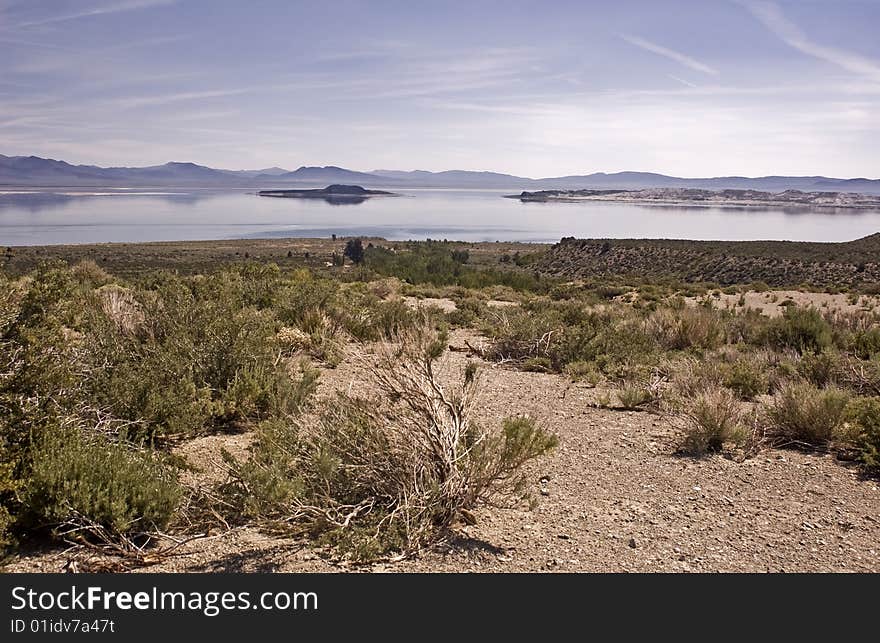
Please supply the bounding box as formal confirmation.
[70,259,112,286]
[616,383,652,410]
[295,309,343,366]
[225,321,557,559]
[367,277,401,300]
[276,326,311,352]
[836,354,880,396]
[677,386,751,455]
[766,381,850,446]
[646,306,725,350]
[564,360,602,384]
[796,350,841,388]
[98,285,146,337]
[670,357,725,397]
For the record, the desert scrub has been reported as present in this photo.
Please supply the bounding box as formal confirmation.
[795,350,841,388]
[363,241,548,292]
[722,357,769,400]
[81,267,323,439]
[844,397,880,472]
[852,327,880,359]
[669,357,724,398]
[446,296,487,327]
[645,305,726,350]
[616,382,653,410]
[563,360,602,384]
[762,307,832,354]
[522,356,553,372]
[766,382,851,445]
[219,359,318,422]
[1,261,321,549]
[289,309,344,366]
[24,421,182,540]
[224,322,557,560]
[676,386,751,455]
[0,267,87,546]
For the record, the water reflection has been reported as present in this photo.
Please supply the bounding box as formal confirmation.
[321,196,368,205]
[0,190,221,212]
[1,188,879,246]
[518,199,873,216]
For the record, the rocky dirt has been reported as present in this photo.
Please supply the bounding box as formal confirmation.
[538,235,880,288]
[6,330,879,573]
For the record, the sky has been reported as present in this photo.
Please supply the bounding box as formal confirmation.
[1,0,878,178]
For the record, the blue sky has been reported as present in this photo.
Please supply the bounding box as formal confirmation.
[1,0,878,177]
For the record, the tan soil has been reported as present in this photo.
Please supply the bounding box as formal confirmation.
[6,330,879,573]
[486,299,519,308]
[401,297,521,313]
[687,290,880,317]
[402,296,457,312]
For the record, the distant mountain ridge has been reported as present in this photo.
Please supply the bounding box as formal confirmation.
[1,153,878,193]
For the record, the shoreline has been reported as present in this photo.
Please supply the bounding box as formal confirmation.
[506,195,880,210]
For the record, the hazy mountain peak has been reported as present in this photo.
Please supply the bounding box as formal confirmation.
[1,154,878,193]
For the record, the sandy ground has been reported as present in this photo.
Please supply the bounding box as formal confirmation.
[6,329,879,574]
[405,290,880,320]
[402,296,457,312]
[688,290,880,317]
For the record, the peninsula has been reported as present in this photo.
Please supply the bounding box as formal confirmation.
[506,188,880,209]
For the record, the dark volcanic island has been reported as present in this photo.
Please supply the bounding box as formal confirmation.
[258,184,397,204]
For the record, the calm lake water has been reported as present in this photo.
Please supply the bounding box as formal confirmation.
[2,188,880,246]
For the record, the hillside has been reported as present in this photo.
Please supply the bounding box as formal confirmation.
[537,234,880,288]
[2,154,879,192]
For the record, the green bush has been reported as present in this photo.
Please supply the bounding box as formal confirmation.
[25,424,182,537]
[723,358,769,400]
[275,272,339,326]
[796,350,840,388]
[852,328,880,360]
[83,274,298,439]
[767,382,850,445]
[447,296,487,327]
[563,360,601,384]
[363,242,547,292]
[219,360,318,422]
[763,307,832,354]
[844,397,880,472]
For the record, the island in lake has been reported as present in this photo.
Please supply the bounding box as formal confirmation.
[258,184,397,205]
[506,188,880,209]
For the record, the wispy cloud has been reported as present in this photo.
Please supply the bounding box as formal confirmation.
[743,1,880,82]
[619,33,719,75]
[112,88,250,109]
[9,35,186,74]
[668,74,699,88]
[0,37,75,50]
[14,0,176,29]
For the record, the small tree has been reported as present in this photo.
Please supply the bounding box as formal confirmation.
[344,238,365,265]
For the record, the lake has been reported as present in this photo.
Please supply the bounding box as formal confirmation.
[2,188,880,246]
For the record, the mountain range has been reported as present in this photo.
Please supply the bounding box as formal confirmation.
[2,154,878,193]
